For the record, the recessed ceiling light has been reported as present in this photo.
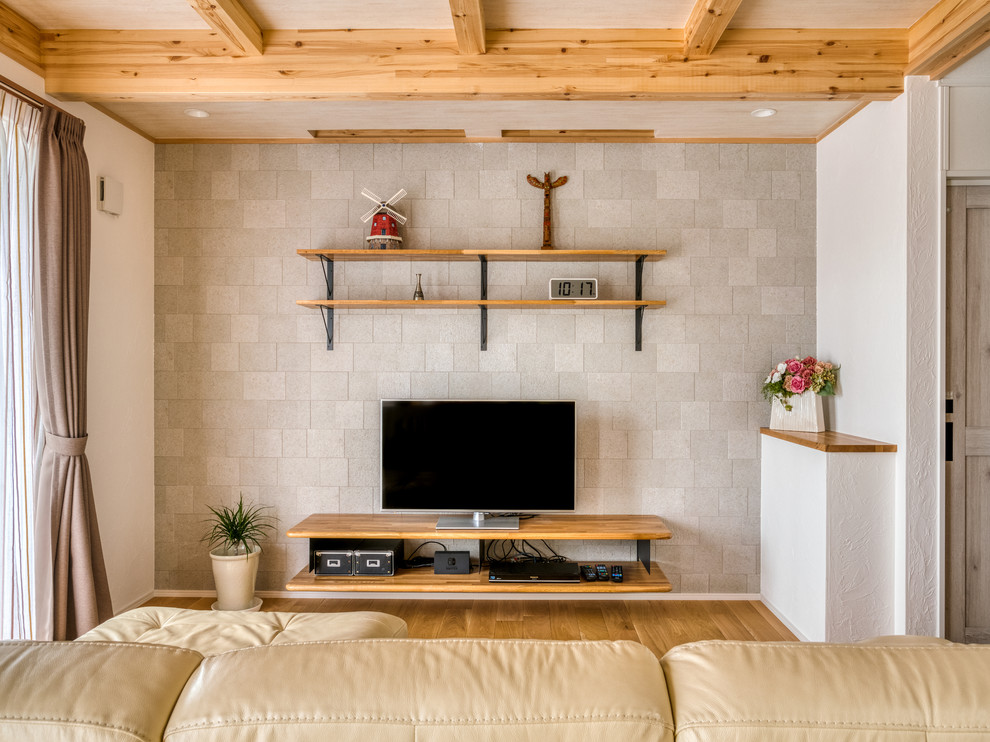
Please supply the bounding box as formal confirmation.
[184,108,210,118]
[750,108,777,118]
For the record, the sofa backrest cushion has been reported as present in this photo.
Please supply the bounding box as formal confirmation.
[661,639,990,741]
[164,638,674,742]
[0,640,203,742]
[78,606,408,655]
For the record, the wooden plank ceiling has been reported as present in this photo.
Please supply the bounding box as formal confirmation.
[2,0,989,142]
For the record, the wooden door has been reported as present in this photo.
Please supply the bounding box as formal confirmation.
[947,186,990,643]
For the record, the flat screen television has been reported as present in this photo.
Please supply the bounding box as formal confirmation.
[381,400,576,529]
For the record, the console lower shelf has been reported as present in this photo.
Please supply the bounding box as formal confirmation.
[286,560,671,594]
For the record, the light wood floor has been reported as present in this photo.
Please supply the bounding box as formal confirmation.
[143,596,797,659]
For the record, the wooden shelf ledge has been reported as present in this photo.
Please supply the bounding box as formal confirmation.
[297,248,667,263]
[298,248,666,262]
[298,299,665,310]
[286,560,672,594]
[288,513,672,541]
[760,427,897,453]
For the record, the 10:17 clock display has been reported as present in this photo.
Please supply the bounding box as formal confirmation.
[548,278,598,300]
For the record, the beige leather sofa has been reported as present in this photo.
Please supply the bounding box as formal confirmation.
[1,608,989,741]
[77,604,409,655]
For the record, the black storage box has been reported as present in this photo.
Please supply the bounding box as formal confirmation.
[314,550,353,576]
[353,550,395,575]
[310,538,404,574]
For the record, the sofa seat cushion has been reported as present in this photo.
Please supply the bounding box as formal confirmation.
[661,639,990,741]
[164,638,674,742]
[0,640,202,742]
[78,606,407,655]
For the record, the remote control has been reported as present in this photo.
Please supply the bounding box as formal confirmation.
[580,564,598,581]
[595,564,609,580]
[611,565,623,583]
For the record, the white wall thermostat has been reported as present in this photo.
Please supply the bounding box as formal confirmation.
[548,278,598,300]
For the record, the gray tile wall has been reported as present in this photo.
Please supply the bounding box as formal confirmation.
[154,142,816,593]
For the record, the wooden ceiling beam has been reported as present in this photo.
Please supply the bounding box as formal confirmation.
[908,0,990,78]
[449,0,486,54]
[39,28,906,103]
[684,0,745,57]
[184,0,263,56]
[0,1,42,75]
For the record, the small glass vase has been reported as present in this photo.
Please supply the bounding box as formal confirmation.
[413,274,424,300]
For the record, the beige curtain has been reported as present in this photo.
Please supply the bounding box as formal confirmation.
[34,106,112,640]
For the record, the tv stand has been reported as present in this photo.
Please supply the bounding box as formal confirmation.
[435,512,520,530]
[286,513,673,594]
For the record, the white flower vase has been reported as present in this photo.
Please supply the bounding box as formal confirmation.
[770,393,825,433]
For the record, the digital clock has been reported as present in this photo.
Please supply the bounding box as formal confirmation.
[548,278,598,300]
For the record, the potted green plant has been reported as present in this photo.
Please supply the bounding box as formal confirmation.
[203,495,276,611]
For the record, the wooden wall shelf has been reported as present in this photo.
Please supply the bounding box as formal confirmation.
[286,513,673,595]
[297,248,666,350]
[298,248,667,262]
[759,428,897,453]
[298,299,665,309]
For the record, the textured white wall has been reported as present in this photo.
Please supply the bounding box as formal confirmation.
[817,80,944,637]
[904,76,942,637]
[817,99,908,444]
[826,451,896,640]
[817,98,909,630]
[154,141,818,594]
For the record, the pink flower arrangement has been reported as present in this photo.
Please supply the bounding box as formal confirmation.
[762,356,838,411]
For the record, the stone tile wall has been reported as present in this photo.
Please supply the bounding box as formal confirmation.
[154,142,816,593]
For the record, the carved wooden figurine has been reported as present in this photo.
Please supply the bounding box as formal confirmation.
[527,172,568,249]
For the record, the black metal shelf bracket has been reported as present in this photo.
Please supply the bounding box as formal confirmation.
[634,255,646,351]
[635,306,645,352]
[320,256,334,350]
[310,251,658,352]
[479,255,489,351]
[637,539,651,573]
[479,306,488,351]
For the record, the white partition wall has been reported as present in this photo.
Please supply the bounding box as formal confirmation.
[761,432,896,642]
[761,436,828,640]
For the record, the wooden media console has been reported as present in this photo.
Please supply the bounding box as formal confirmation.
[286,513,673,594]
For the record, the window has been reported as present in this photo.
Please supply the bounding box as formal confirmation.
[0,90,40,640]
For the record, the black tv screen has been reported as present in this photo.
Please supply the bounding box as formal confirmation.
[381,400,576,514]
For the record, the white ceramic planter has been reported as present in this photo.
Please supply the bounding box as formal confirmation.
[209,547,261,611]
[770,393,825,433]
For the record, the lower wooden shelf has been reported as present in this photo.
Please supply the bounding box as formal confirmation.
[286,560,671,594]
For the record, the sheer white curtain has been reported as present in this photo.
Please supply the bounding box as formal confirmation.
[0,90,42,641]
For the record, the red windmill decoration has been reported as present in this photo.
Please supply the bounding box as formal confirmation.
[361,188,407,249]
